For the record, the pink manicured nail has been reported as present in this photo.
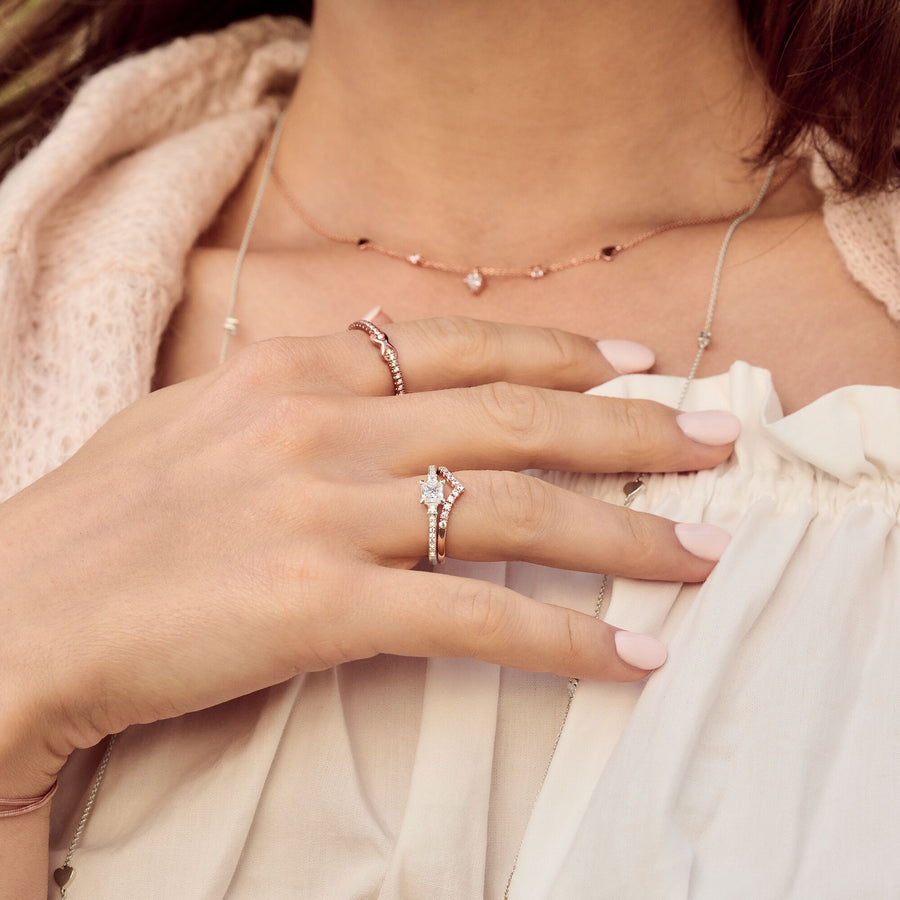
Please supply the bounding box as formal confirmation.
[596,339,656,374]
[614,631,668,670]
[362,305,382,321]
[676,410,741,445]
[674,522,731,562]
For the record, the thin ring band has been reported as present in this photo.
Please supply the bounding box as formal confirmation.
[419,465,445,565]
[436,467,465,564]
[347,319,406,395]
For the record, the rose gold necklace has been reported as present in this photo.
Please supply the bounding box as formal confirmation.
[270,158,796,295]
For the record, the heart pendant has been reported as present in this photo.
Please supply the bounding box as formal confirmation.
[53,865,74,888]
[623,479,645,506]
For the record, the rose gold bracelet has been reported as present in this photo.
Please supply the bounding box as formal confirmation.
[0,780,58,818]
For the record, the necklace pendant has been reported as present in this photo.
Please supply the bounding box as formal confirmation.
[464,269,485,294]
[407,254,422,265]
[530,266,545,279]
[601,245,622,261]
[54,865,75,889]
[623,478,645,506]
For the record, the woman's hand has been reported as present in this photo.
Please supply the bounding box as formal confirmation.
[0,316,738,794]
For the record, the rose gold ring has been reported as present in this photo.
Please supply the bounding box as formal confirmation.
[435,467,465,564]
[347,319,406,395]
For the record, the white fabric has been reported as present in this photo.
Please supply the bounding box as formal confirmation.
[46,364,900,898]
[0,16,896,900]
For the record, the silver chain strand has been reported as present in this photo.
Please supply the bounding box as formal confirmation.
[54,733,116,898]
[53,141,778,895]
[503,160,778,899]
[218,111,288,365]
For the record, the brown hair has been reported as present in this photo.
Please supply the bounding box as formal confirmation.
[738,0,900,193]
[0,1,311,172]
[1,0,899,194]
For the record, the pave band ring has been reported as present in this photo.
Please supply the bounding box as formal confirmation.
[435,467,465,564]
[419,466,465,565]
[347,319,406,395]
[419,466,445,565]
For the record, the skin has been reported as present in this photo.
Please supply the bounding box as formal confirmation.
[1,0,899,895]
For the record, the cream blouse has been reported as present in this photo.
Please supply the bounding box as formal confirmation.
[48,363,900,899]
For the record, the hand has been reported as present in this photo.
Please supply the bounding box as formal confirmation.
[0,316,737,792]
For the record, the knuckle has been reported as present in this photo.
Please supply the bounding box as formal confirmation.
[544,327,583,377]
[563,608,580,658]
[222,338,298,389]
[425,315,495,378]
[609,399,660,466]
[620,509,658,566]
[245,392,335,456]
[453,581,511,649]
[479,381,549,449]
[485,471,552,551]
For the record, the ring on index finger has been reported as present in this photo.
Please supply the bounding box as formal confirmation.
[348,319,406,395]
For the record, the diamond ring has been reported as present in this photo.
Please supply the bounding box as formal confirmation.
[419,466,465,565]
[419,466,445,565]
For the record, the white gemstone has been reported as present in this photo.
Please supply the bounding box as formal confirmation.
[420,481,444,506]
[530,266,545,279]
[464,269,484,294]
[408,254,422,265]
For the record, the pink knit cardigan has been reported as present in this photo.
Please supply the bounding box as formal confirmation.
[0,16,897,501]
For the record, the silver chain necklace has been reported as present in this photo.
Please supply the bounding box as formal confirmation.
[52,118,778,894]
[503,162,777,898]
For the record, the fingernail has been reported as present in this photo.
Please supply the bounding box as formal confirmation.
[674,522,731,562]
[596,339,656,374]
[676,410,741,445]
[362,305,381,321]
[614,631,668,670]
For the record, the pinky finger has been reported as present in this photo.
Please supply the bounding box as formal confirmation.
[364,567,667,682]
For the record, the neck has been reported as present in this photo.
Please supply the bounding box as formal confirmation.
[273,0,774,265]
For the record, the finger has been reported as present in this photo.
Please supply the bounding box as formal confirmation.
[357,471,727,581]
[362,567,666,681]
[356,385,739,474]
[253,316,654,396]
[356,316,654,394]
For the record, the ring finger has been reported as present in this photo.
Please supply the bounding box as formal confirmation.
[353,470,727,582]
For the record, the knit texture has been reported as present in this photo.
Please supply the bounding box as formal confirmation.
[0,16,896,500]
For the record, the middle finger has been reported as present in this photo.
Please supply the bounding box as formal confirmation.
[355,383,739,475]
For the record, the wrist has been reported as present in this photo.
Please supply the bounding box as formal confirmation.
[0,490,81,798]
[0,782,58,818]
[0,691,69,800]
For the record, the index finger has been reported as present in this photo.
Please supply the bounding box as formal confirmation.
[277,317,655,395]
